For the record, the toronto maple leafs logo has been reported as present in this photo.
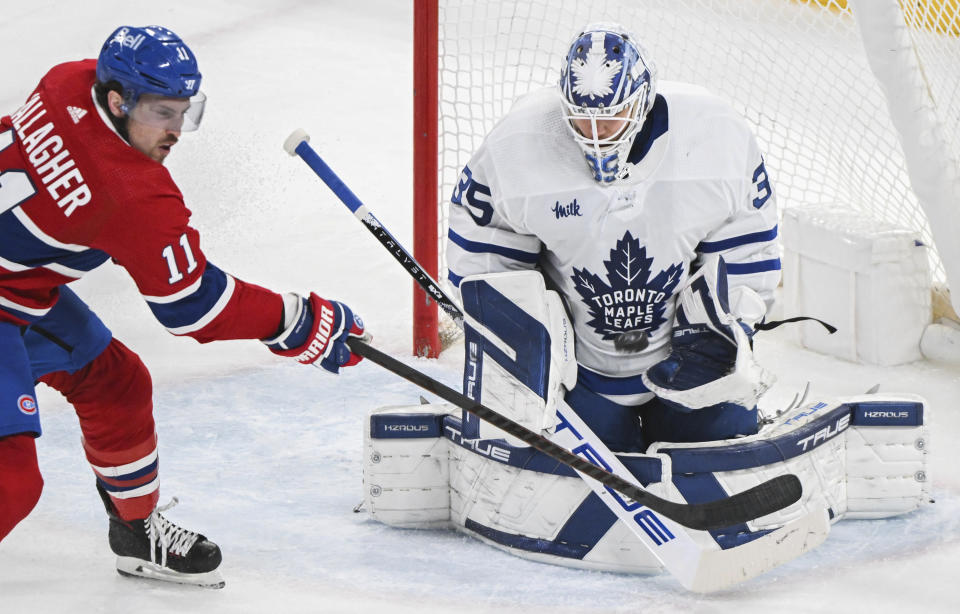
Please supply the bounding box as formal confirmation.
[571,231,683,341]
[571,33,621,100]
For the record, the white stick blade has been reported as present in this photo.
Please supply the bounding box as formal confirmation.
[686,507,831,593]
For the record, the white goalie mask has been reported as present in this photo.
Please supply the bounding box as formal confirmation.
[559,23,658,184]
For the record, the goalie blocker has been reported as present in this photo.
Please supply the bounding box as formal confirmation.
[361,271,930,574]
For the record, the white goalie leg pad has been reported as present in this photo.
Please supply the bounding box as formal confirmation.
[642,255,775,410]
[459,270,577,444]
[448,271,668,573]
[649,393,930,530]
[843,394,931,519]
[362,403,460,529]
[446,421,663,574]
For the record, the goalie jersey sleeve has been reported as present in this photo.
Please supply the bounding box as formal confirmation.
[445,147,543,288]
[693,134,780,307]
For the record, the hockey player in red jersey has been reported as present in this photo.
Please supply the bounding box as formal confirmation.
[0,25,366,588]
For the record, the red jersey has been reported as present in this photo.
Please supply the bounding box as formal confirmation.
[0,60,281,342]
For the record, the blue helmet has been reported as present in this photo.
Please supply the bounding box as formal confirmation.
[559,23,657,183]
[96,26,202,102]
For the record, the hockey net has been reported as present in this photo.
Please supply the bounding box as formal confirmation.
[412,0,960,356]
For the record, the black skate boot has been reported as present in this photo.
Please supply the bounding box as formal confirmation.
[97,482,225,588]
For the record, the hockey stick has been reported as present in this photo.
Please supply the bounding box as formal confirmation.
[347,337,800,531]
[283,129,463,328]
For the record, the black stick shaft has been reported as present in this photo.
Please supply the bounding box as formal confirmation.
[348,338,801,531]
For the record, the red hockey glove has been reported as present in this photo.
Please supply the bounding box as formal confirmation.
[263,293,365,373]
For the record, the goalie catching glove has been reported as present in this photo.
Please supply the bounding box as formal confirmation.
[642,255,774,412]
[262,292,365,373]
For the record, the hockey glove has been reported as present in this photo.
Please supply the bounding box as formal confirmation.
[263,292,365,373]
[642,256,774,412]
[643,324,740,413]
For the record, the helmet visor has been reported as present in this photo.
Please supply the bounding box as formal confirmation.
[128,91,206,132]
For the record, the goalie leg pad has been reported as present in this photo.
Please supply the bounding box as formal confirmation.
[843,395,930,519]
[446,413,664,574]
[362,404,460,529]
[650,393,931,531]
[363,402,664,573]
[364,395,927,571]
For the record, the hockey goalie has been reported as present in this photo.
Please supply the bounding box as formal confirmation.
[360,23,931,584]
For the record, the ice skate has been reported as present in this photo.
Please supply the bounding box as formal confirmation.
[97,483,224,589]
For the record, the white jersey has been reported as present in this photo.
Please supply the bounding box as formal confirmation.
[446,82,779,403]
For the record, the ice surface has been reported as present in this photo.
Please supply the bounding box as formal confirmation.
[1,1,959,612]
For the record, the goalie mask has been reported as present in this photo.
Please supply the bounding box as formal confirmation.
[559,24,657,183]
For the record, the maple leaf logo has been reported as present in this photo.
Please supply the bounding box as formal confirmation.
[571,50,621,100]
[571,231,684,340]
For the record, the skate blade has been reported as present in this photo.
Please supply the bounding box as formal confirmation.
[116,556,225,589]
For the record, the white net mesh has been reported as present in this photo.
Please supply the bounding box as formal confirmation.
[433,0,959,307]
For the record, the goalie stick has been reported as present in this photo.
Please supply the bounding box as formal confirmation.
[348,338,829,592]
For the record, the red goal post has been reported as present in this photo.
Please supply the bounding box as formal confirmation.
[413,0,440,357]
[412,0,960,358]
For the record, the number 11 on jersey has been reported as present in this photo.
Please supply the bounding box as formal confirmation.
[161,233,198,284]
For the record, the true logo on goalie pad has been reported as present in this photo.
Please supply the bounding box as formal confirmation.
[465,340,481,400]
[795,413,849,451]
[444,423,511,463]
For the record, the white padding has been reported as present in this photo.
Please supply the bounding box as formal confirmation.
[363,404,459,529]
[844,394,931,519]
[364,396,928,573]
[461,270,577,444]
[782,205,931,365]
[652,392,931,529]
[448,439,663,574]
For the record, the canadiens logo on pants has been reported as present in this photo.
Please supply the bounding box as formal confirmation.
[17,395,38,415]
